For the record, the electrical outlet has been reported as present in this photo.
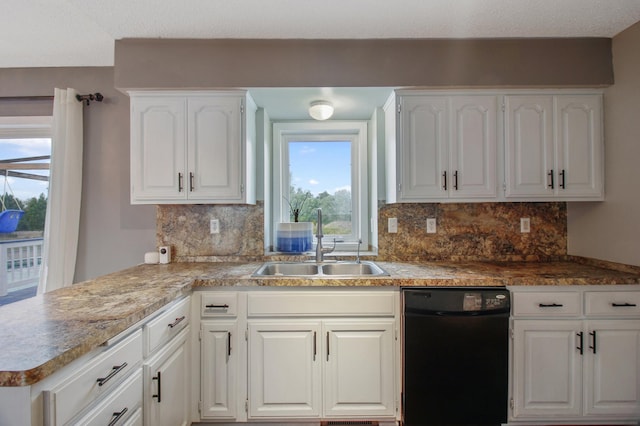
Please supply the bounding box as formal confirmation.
[210,219,220,234]
[388,217,398,233]
[520,217,530,233]
[426,218,437,234]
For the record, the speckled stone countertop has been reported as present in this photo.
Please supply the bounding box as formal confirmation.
[1,259,639,387]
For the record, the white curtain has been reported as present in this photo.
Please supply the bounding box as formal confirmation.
[38,88,83,294]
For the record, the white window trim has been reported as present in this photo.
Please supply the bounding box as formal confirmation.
[272,121,369,252]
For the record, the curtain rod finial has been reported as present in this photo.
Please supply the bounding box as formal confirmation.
[75,92,104,106]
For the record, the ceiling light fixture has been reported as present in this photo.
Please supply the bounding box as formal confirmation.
[308,100,334,120]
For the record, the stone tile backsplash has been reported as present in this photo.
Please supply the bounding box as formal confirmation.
[157,202,567,262]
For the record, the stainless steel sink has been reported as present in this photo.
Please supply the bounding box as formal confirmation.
[252,261,388,277]
[253,262,320,276]
[321,261,388,276]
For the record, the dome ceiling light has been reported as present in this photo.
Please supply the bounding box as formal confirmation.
[308,100,334,120]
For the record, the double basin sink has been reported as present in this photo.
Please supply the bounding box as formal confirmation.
[253,261,389,277]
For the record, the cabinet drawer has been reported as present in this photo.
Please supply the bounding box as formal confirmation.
[248,291,396,317]
[145,296,190,356]
[585,291,640,317]
[45,329,143,426]
[201,292,238,317]
[72,369,142,426]
[512,291,581,317]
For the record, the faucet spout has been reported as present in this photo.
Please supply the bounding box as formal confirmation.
[315,208,324,262]
[315,208,335,262]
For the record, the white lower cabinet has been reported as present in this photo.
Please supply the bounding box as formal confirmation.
[510,286,640,424]
[73,369,143,426]
[143,327,190,426]
[195,289,400,424]
[200,320,239,419]
[323,320,396,417]
[583,319,640,417]
[246,290,399,421]
[248,321,322,418]
[248,319,396,420]
[512,319,583,417]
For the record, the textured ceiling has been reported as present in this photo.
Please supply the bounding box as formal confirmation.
[1,0,640,68]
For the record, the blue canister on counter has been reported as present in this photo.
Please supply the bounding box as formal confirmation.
[276,222,313,253]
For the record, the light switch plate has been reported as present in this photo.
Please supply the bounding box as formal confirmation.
[520,218,530,233]
[210,219,220,234]
[388,217,398,233]
[426,218,437,234]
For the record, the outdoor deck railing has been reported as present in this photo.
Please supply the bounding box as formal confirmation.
[0,238,43,296]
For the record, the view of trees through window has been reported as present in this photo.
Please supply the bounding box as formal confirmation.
[0,134,50,306]
[0,193,47,233]
[287,140,352,236]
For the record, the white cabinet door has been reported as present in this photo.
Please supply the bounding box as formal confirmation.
[504,96,555,197]
[449,95,498,198]
[504,93,603,200]
[200,321,238,419]
[555,95,604,198]
[187,96,243,202]
[395,93,497,201]
[584,320,640,418]
[323,320,395,417]
[129,91,255,204]
[512,320,583,418]
[397,96,448,200]
[248,321,322,418]
[144,327,190,426]
[130,96,187,203]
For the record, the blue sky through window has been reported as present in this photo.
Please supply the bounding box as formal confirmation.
[0,138,51,200]
[288,140,351,196]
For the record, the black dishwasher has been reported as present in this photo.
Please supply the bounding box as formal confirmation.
[402,288,510,426]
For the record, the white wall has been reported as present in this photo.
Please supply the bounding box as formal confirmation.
[567,21,640,267]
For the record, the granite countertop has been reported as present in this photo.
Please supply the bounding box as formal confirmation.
[1,259,639,387]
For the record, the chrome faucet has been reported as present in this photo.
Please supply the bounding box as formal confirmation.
[315,208,335,262]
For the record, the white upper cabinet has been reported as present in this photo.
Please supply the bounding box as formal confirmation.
[130,91,256,204]
[385,91,498,202]
[505,93,604,200]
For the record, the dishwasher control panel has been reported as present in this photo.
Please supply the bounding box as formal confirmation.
[403,288,510,314]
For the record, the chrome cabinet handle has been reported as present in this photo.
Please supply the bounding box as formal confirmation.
[96,362,128,387]
[168,316,186,328]
[152,371,162,403]
[228,331,232,357]
[189,172,194,192]
[178,173,183,192]
[108,408,128,426]
[313,331,317,361]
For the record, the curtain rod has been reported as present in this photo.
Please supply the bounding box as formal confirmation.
[0,92,104,105]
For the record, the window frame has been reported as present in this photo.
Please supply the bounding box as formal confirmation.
[272,121,369,252]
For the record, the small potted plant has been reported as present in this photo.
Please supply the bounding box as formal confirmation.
[277,194,313,252]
